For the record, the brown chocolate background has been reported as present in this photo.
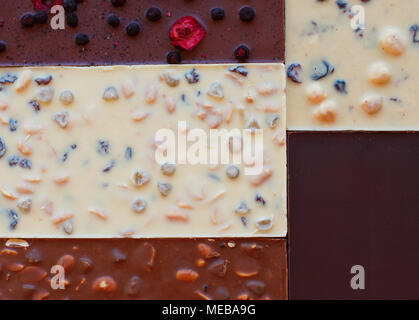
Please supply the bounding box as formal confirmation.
[0,0,284,66]
[288,132,419,299]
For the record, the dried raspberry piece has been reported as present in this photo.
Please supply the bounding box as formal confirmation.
[31,0,63,11]
[169,16,206,51]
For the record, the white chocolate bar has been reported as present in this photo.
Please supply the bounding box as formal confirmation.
[0,64,287,237]
[286,0,419,130]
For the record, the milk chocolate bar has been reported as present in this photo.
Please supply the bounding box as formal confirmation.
[0,238,287,300]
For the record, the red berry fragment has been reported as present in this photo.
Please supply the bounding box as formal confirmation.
[31,0,63,11]
[234,45,250,61]
[169,16,206,51]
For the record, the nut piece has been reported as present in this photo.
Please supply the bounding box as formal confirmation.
[92,276,117,292]
[367,62,392,85]
[313,100,337,123]
[145,84,158,104]
[59,90,74,105]
[245,117,261,131]
[207,82,224,99]
[161,162,176,176]
[130,169,151,188]
[265,114,280,129]
[121,79,135,99]
[157,181,172,197]
[235,201,251,214]
[305,82,328,104]
[57,254,75,272]
[379,27,407,56]
[162,70,180,87]
[17,197,32,212]
[197,243,220,259]
[102,86,119,101]
[226,165,240,179]
[63,220,73,234]
[255,217,273,232]
[360,94,383,115]
[36,86,54,103]
[176,268,199,282]
[15,70,33,92]
[131,196,147,213]
[53,111,70,128]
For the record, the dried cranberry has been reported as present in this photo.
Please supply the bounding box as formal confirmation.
[169,16,206,51]
[31,0,63,11]
[239,6,255,22]
[210,7,225,21]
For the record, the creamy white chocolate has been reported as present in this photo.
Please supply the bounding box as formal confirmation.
[0,64,287,237]
[286,0,419,130]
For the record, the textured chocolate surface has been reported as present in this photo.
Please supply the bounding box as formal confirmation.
[0,238,287,300]
[289,132,419,299]
[0,0,284,66]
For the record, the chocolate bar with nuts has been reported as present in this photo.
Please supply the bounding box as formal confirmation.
[0,238,287,300]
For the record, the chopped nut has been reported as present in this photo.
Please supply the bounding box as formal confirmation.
[207,82,224,99]
[131,196,147,213]
[121,79,135,98]
[235,201,251,214]
[102,86,119,101]
[161,162,176,176]
[197,243,220,259]
[250,167,273,186]
[145,84,158,104]
[15,70,33,92]
[255,217,273,232]
[6,239,29,248]
[360,93,383,115]
[63,220,73,234]
[17,197,32,212]
[257,82,278,96]
[92,276,117,292]
[245,117,261,132]
[59,90,74,105]
[53,111,70,128]
[130,169,151,188]
[176,268,199,282]
[313,100,338,123]
[379,27,407,56]
[157,181,172,197]
[36,86,54,103]
[226,165,240,179]
[163,69,180,87]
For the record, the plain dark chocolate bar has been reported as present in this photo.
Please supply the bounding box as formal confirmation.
[0,238,287,300]
[0,0,285,66]
[288,131,419,299]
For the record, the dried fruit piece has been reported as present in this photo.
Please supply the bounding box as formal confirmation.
[162,70,180,87]
[92,276,117,292]
[53,111,70,128]
[0,137,6,158]
[265,114,280,129]
[176,268,199,282]
[102,86,119,101]
[169,16,206,51]
[185,68,200,84]
[207,259,229,277]
[59,90,74,105]
[197,243,220,259]
[207,82,224,99]
[235,201,251,214]
[255,217,273,232]
[226,165,240,179]
[131,197,147,213]
[17,197,32,212]
[161,162,176,176]
[157,181,172,197]
[36,86,54,103]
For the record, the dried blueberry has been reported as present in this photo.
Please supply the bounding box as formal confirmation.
[126,21,141,36]
[97,140,110,155]
[34,11,48,24]
[66,12,79,27]
[239,6,255,22]
[63,0,77,12]
[111,0,126,7]
[0,137,6,158]
[8,155,19,167]
[107,14,120,27]
[8,209,19,230]
[19,159,32,169]
[336,0,348,9]
[334,79,347,94]
[234,45,250,61]
[185,68,200,84]
[167,51,181,64]
[0,41,6,53]
[20,13,35,28]
[228,66,248,77]
[235,201,251,214]
[255,193,266,206]
[29,99,41,112]
[287,63,303,83]
[34,75,53,85]
[102,160,116,172]
[410,24,419,44]
[240,216,248,227]
[0,73,17,84]
[211,7,225,21]
[125,147,133,160]
[8,118,18,132]
[75,33,89,46]
[146,7,162,22]
[311,60,334,81]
